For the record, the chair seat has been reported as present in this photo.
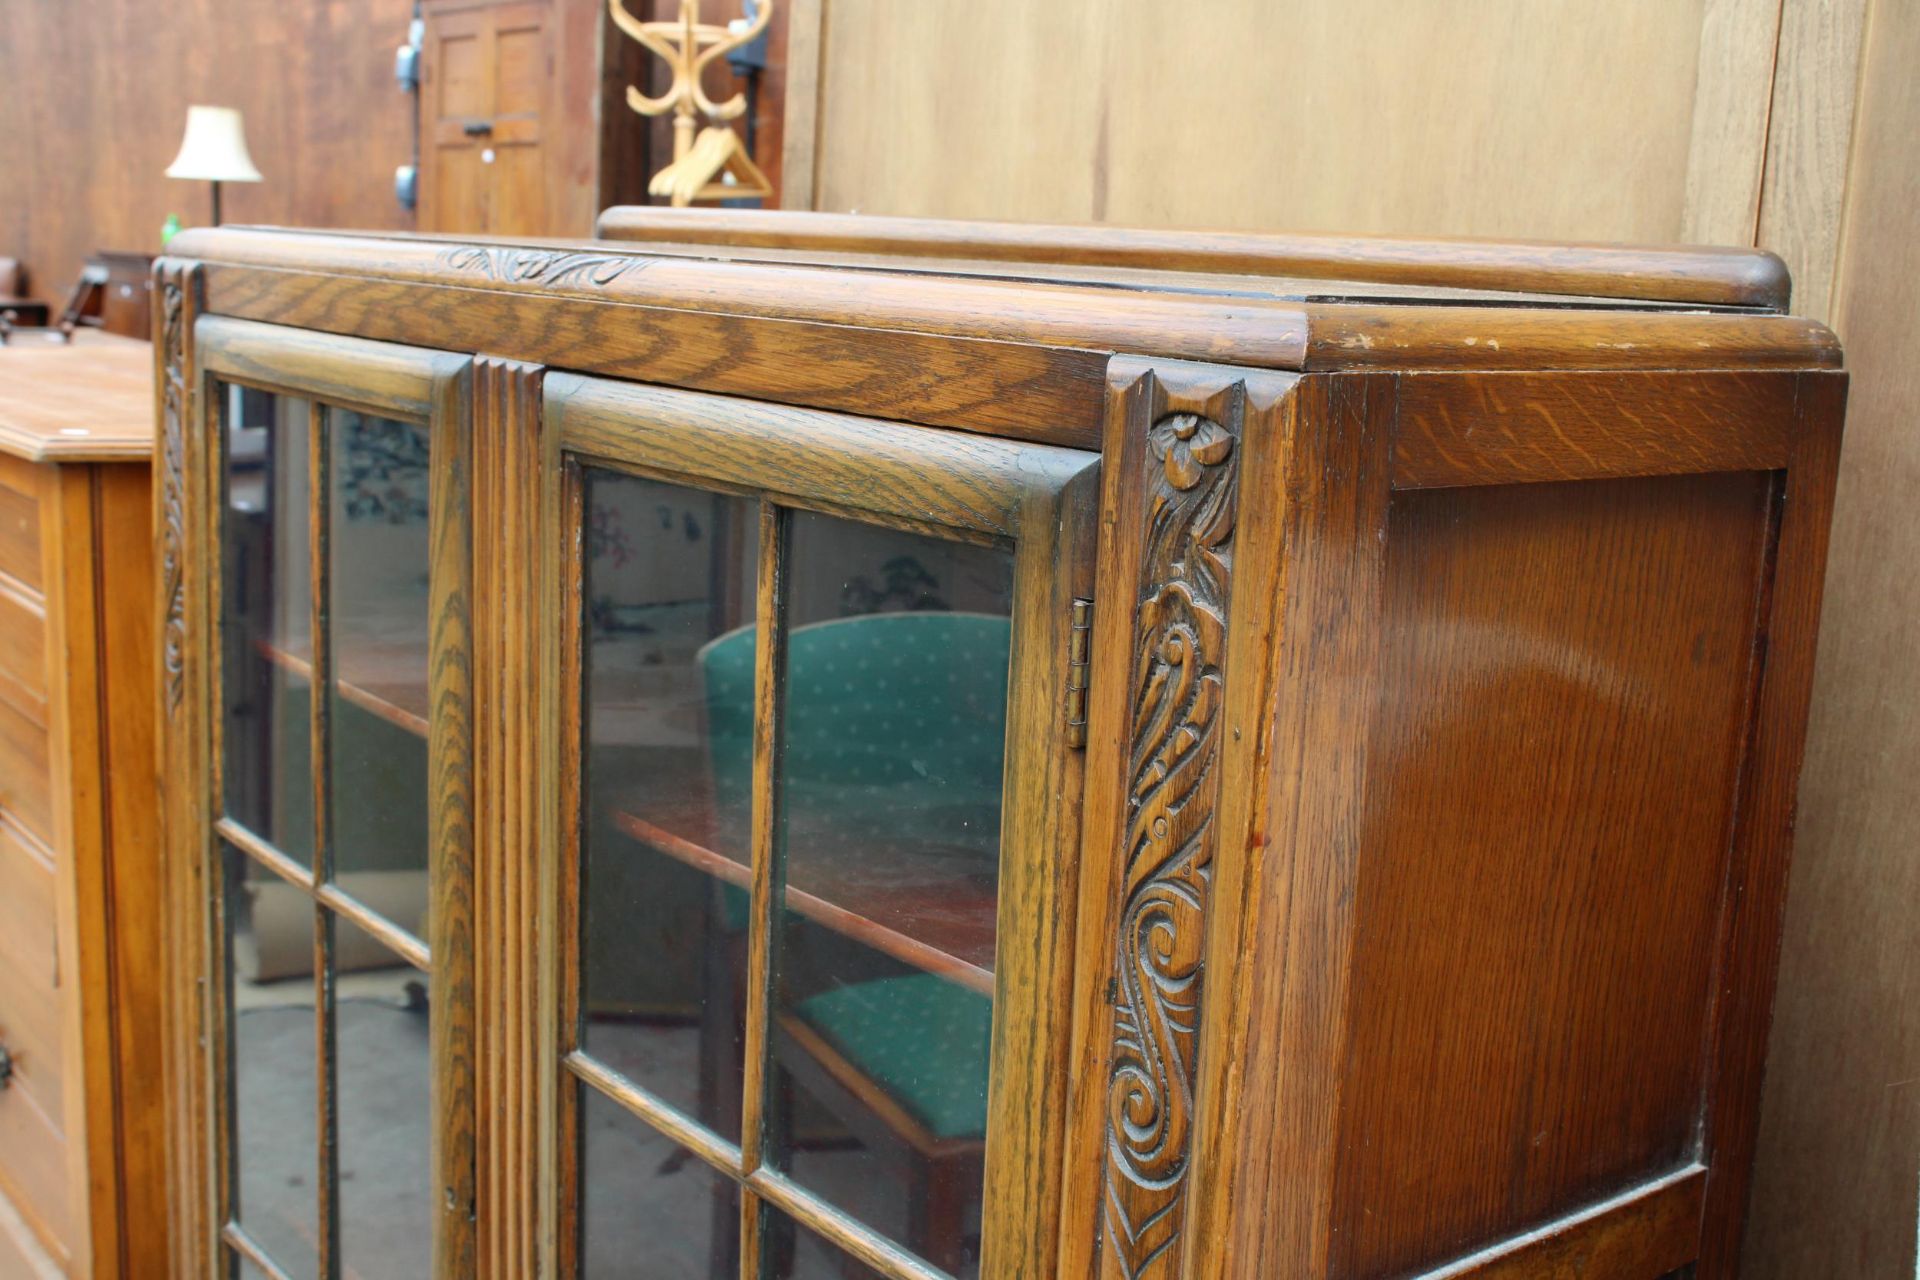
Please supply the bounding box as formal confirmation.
[796,974,993,1142]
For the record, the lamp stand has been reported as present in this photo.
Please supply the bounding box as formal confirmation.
[210,180,223,227]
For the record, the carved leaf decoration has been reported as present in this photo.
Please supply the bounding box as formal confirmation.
[1102,411,1238,1278]
[159,273,188,712]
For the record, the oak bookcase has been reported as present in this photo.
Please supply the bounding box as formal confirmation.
[153,212,1845,1280]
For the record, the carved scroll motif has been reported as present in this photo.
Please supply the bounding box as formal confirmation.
[435,245,645,289]
[159,267,189,712]
[1102,411,1239,1278]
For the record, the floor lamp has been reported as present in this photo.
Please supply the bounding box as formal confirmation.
[166,105,262,227]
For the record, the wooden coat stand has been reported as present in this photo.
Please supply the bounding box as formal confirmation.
[609,0,774,207]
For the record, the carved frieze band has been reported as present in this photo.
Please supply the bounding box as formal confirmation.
[158,261,196,714]
[1102,405,1240,1277]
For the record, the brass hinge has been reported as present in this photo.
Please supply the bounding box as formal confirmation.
[1065,597,1093,748]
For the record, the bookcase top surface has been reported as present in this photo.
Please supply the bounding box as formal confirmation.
[167,218,1840,377]
[593,207,1792,311]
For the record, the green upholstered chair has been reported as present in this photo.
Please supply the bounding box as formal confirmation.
[700,611,1008,1271]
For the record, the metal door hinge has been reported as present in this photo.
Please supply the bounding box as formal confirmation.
[1066,598,1093,747]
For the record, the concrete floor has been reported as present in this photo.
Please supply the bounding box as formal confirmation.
[231,979,922,1277]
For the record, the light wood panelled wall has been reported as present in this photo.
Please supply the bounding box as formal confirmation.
[785,1,1915,1273]
[0,0,418,305]
[793,0,1722,242]
[1745,1,1920,1275]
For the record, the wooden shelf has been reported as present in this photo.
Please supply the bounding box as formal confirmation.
[613,807,996,997]
[257,636,429,738]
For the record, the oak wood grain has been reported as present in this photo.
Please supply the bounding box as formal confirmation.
[156,258,221,1280]
[429,359,479,1280]
[1392,371,1799,490]
[547,371,1095,541]
[1181,371,1397,1280]
[1301,303,1841,373]
[1696,373,1847,1277]
[1328,468,1773,1278]
[149,218,1852,1280]
[1415,1166,1704,1280]
[470,355,544,1280]
[172,227,1318,373]
[596,207,1793,308]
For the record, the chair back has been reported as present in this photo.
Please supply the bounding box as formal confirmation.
[699,612,1011,848]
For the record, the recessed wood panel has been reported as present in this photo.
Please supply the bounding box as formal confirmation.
[0,1196,59,1279]
[0,585,48,728]
[1329,470,1773,1278]
[0,1086,69,1266]
[0,939,66,1132]
[437,30,488,120]
[0,475,42,594]
[0,819,55,990]
[0,693,53,849]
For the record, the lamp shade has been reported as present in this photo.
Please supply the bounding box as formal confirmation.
[165,106,263,183]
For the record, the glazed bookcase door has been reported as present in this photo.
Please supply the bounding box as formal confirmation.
[172,314,476,1280]
[543,375,1100,1280]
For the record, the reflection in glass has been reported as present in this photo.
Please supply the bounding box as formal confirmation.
[763,1209,891,1280]
[335,911,433,1280]
[328,411,432,942]
[226,843,318,1279]
[221,386,314,866]
[579,1085,740,1277]
[580,471,757,1139]
[765,513,1013,1278]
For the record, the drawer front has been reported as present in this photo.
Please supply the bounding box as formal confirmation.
[0,824,55,993]
[0,1074,71,1267]
[0,938,65,1130]
[0,695,53,849]
[0,1190,63,1278]
[0,582,48,727]
[0,456,41,595]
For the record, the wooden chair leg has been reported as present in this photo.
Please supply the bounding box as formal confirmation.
[907,1153,977,1275]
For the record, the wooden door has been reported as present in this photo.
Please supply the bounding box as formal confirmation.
[164,317,478,1279]
[514,375,1101,1279]
[421,2,550,235]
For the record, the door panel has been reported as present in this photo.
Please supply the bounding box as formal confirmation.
[421,2,551,235]
[195,319,474,1279]
[548,376,1099,1278]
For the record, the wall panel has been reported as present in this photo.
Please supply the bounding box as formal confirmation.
[1744,0,1920,1273]
[0,0,418,304]
[804,0,1714,243]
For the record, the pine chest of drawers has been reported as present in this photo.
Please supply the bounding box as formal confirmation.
[0,331,167,1278]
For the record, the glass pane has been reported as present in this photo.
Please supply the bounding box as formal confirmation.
[333,911,432,1280]
[579,1085,740,1278]
[762,1210,890,1280]
[767,513,1011,1278]
[329,411,432,941]
[226,844,319,1279]
[580,471,757,1140]
[222,385,315,866]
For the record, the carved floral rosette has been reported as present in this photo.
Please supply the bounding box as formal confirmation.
[1102,411,1239,1276]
